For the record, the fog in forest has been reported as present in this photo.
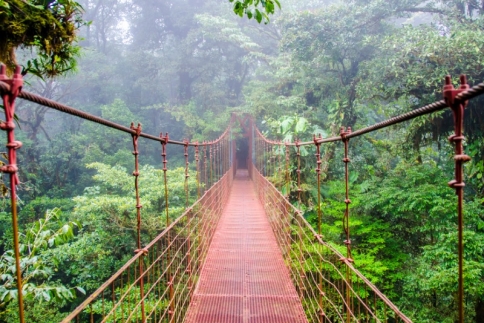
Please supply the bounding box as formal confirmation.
[1,0,484,321]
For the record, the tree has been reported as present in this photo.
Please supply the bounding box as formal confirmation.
[0,0,84,77]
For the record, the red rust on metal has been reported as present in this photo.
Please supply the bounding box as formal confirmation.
[185,169,307,323]
[444,75,470,323]
[0,64,24,323]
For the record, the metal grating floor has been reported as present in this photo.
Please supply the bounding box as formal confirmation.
[184,169,308,323]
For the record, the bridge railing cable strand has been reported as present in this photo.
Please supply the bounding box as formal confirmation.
[0,65,236,323]
[249,74,484,323]
[60,167,234,323]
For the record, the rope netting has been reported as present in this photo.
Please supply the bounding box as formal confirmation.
[249,74,484,323]
[0,65,236,323]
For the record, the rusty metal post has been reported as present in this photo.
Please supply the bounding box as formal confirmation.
[295,140,305,298]
[194,141,201,296]
[277,142,281,191]
[256,136,259,171]
[265,141,268,177]
[195,142,200,200]
[160,133,174,323]
[203,143,208,193]
[184,140,193,301]
[184,140,190,208]
[340,126,353,323]
[130,123,146,322]
[0,65,24,323]
[443,75,470,323]
[233,134,237,177]
[209,144,213,188]
[285,143,290,198]
[314,134,325,322]
[214,142,218,181]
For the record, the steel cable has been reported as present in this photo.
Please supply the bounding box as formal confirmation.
[0,81,235,146]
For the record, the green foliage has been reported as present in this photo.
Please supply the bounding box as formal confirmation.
[264,114,327,143]
[4,0,484,321]
[0,0,85,77]
[0,208,82,320]
[50,163,198,294]
[230,0,281,23]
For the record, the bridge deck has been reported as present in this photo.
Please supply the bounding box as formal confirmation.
[184,169,307,323]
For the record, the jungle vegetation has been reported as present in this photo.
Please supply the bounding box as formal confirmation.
[0,0,483,322]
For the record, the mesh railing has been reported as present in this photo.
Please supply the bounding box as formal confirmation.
[0,65,236,323]
[251,164,411,322]
[61,167,233,323]
[248,75,484,323]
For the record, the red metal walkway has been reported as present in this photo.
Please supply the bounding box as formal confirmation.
[184,169,308,323]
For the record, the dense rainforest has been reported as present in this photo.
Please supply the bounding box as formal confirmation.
[0,0,484,322]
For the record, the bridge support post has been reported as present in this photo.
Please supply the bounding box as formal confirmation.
[314,134,326,322]
[184,141,193,301]
[340,127,354,323]
[131,123,147,323]
[0,65,24,323]
[443,75,470,323]
[294,141,306,299]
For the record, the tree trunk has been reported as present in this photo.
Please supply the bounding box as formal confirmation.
[476,298,484,323]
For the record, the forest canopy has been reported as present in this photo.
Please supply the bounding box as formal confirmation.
[0,0,484,322]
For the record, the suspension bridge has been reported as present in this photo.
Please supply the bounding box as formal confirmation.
[1,65,483,323]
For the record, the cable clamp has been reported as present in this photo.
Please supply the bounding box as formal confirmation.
[454,154,471,162]
[6,141,22,149]
[0,121,15,131]
[0,164,17,174]
[134,248,148,255]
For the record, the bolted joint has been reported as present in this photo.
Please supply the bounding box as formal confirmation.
[454,154,471,162]
[130,122,142,136]
[0,121,15,131]
[344,239,351,245]
[313,134,321,145]
[132,171,139,176]
[448,180,465,189]
[1,164,17,174]
[344,199,351,204]
[6,141,22,150]
[448,134,465,143]
[0,65,24,100]
[134,248,149,255]
[343,157,350,163]
[340,126,352,140]
[443,75,469,107]
[136,204,143,209]
[160,132,169,143]
[339,256,354,263]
